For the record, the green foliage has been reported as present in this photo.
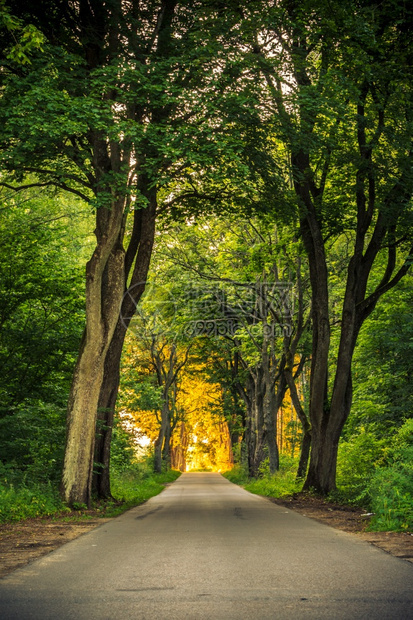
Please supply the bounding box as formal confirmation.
[335,432,387,504]
[367,420,413,531]
[108,414,143,475]
[0,190,90,412]
[0,402,66,483]
[222,464,249,485]
[0,2,45,65]
[334,421,413,531]
[368,468,413,532]
[109,413,180,506]
[111,464,180,506]
[0,189,91,485]
[224,455,301,498]
[0,470,68,522]
[349,281,413,435]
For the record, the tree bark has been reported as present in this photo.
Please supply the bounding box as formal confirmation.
[284,364,311,480]
[92,195,156,498]
[154,401,169,473]
[252,366,266,477]
[61,198,125,506]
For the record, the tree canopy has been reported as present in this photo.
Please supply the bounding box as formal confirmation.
[0,0,412,518]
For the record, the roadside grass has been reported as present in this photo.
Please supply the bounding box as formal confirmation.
[223,455,301,498]
[0,466,181,523]
[0,481,69,522]
[108,467,181,516]
[225,425,413,534]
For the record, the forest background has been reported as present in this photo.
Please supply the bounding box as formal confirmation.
[0,0,412,533]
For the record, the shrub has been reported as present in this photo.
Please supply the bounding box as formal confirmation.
[0,480,68,522]
[367,420,413,531]
[335,431,386,504]
[110,464,180,505]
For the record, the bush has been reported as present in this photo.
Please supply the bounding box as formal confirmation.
[223,463,249,485]
[335,431,386,504]
[0,402,66,485]
[0,480,68,522]
[367,420,413,531]
[110,463,180,505]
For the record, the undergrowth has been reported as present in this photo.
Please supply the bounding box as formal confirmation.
[0,479,68,522]
[225,422,413,533]
[109,464,180,514]
[0,459,180,523]
[223,454,301,498]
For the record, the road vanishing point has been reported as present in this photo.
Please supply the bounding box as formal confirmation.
[0,472,412,619]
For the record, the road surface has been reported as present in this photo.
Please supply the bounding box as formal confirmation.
[0,472,412,619]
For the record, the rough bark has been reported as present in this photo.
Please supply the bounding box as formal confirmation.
[61,198,126,506]
[92,196,156,498]
[170,422,188,471]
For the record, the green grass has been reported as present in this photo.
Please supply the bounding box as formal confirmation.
[0,481,69,522]
[0,467,181,523]
[223,455,301,499]
[109,467,181,515]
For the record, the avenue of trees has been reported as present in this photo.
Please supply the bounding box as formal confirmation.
[0,0,412,521]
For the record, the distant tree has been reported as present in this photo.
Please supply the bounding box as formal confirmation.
[156,216,311,476]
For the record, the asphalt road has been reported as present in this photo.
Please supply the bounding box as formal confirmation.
[0,472,412,619]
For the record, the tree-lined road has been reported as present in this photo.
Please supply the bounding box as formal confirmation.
[0,473,412,619]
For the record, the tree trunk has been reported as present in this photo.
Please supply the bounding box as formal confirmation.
[92,321,124,498]
[154,402,169,473]
[284,364,311,480]
[297,430,311,480]
[252,366,266,476]
[162,420,171,469]
[244,378,256,477]
[61,200,125,507]
[263,374,279,474]
[92,197,156,498]
[293,169,331,494]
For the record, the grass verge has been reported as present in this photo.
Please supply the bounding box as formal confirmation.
[0,468,181,523]
[223,456,302,499]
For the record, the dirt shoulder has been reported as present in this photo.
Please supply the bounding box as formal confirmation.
[0,512,111,579]
[1,495,412,579]
[271,493,413,563]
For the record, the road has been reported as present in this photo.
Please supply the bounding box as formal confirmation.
[0,472,412,619]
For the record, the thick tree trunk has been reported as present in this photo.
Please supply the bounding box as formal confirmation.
[61,201,125,507]
[171,421,187,471]
[92,323,124,498]
[92,198,156,498]
[295,182,331,493]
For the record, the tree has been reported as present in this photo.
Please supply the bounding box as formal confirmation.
[0,0,247,504]
[156,215,311,475]
[224,0,413,492]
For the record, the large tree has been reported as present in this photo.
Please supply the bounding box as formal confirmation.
[0,0,245,505]
[226,0,413,492]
